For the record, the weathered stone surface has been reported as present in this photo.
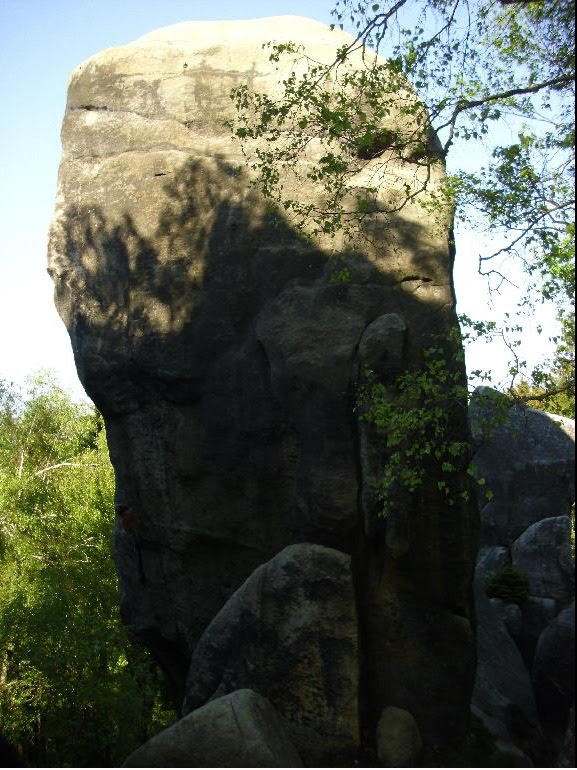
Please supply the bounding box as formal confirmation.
[358,313,407,381]
[470,395,575,764]
[490,598,523,639]
[183,544,359,765]
[520,596,558,662]
[122,689,302,767]
[470,403,575,765]
[472,595,543,763]
[475,545,510,586]
[376,706,422,767]
[532,603,575,727]
[470,707,534,768]
[469,389,575,546]
[363,575,476,744]
[558,704,575,768]
[473,594,539,732]
[472,544,542,757]
[511,516,574,603]
[48,16,478,754]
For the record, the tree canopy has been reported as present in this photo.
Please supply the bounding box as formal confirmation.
[0,374,174,766]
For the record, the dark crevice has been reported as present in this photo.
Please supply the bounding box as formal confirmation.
[350,345,377,765]
[399,275,433,283]
[76,104,109,111]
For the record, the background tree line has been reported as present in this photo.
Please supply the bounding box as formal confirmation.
[0,373,174,767]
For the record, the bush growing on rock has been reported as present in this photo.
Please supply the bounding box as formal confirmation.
[486,566,530,605]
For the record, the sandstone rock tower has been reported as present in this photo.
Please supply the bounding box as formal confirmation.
[48,17,478,765]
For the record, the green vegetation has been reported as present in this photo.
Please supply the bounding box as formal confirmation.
[229,0,575,509]
[358,337,480,517]
[230,0,574,409]
[0,374,175,767]
[485,566,530,605]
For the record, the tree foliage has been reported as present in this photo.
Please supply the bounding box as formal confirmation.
[485,565,530,605]
[0,374,174,767]
[358,336,479,515]
[230,0,574,410]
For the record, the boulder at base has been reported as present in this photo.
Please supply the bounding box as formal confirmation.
[472,548,541,757]
[470,392,575,764]
[511,516,574,603]
[183,543,359,765]
[469,389,575,546]
[376,706,422,767]
[532,602,575,727]
[122,689,302,768]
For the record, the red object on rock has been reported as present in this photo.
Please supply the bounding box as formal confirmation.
[116,504,137,532]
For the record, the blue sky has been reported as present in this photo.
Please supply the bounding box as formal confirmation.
[0,0,333,400]
[0,0,556,401]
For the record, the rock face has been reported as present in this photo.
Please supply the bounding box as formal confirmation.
[376,706,423,767]
[532,603,575,727]
[48,16,478,763]
[472,552,540,762]
[470,391,575,764]
[469,389,575,546]
[122,689,302,767]
[512,516,574,603]
[558,705,575,768]
[183,544,359,764]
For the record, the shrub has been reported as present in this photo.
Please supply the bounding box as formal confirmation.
[485,566,530,604]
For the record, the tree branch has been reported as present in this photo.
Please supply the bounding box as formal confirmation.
[34,462,98,478]
[478,200,575,263]
[441,75,574,153]
[513,382,574,402]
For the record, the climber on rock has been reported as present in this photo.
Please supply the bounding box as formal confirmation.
[115,503,146,583]
[115,503,137,532]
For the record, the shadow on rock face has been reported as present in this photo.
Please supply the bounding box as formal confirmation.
[50,154,478,747]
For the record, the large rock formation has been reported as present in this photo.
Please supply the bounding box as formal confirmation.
[122,689,303,768]
[470,392,575,765]
[48,17,478,764]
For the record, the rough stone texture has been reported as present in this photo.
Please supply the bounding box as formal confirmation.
[511,516,574,603]
[473,594,540,743]
[122,689,302,767]
[470,707,534,768]
[48,16,478,756]
[358,313,407,381]
[470,396,575,764]
[519,596,558,667]
[469,389,575,546]
[183,544,359,765]
[472,547,541,754]
[532,603,575,727]
[558,704,575,768]
[475,545,510,586]
[364,575,475,745]
[376,706,422,767]
[490,598,523,639]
